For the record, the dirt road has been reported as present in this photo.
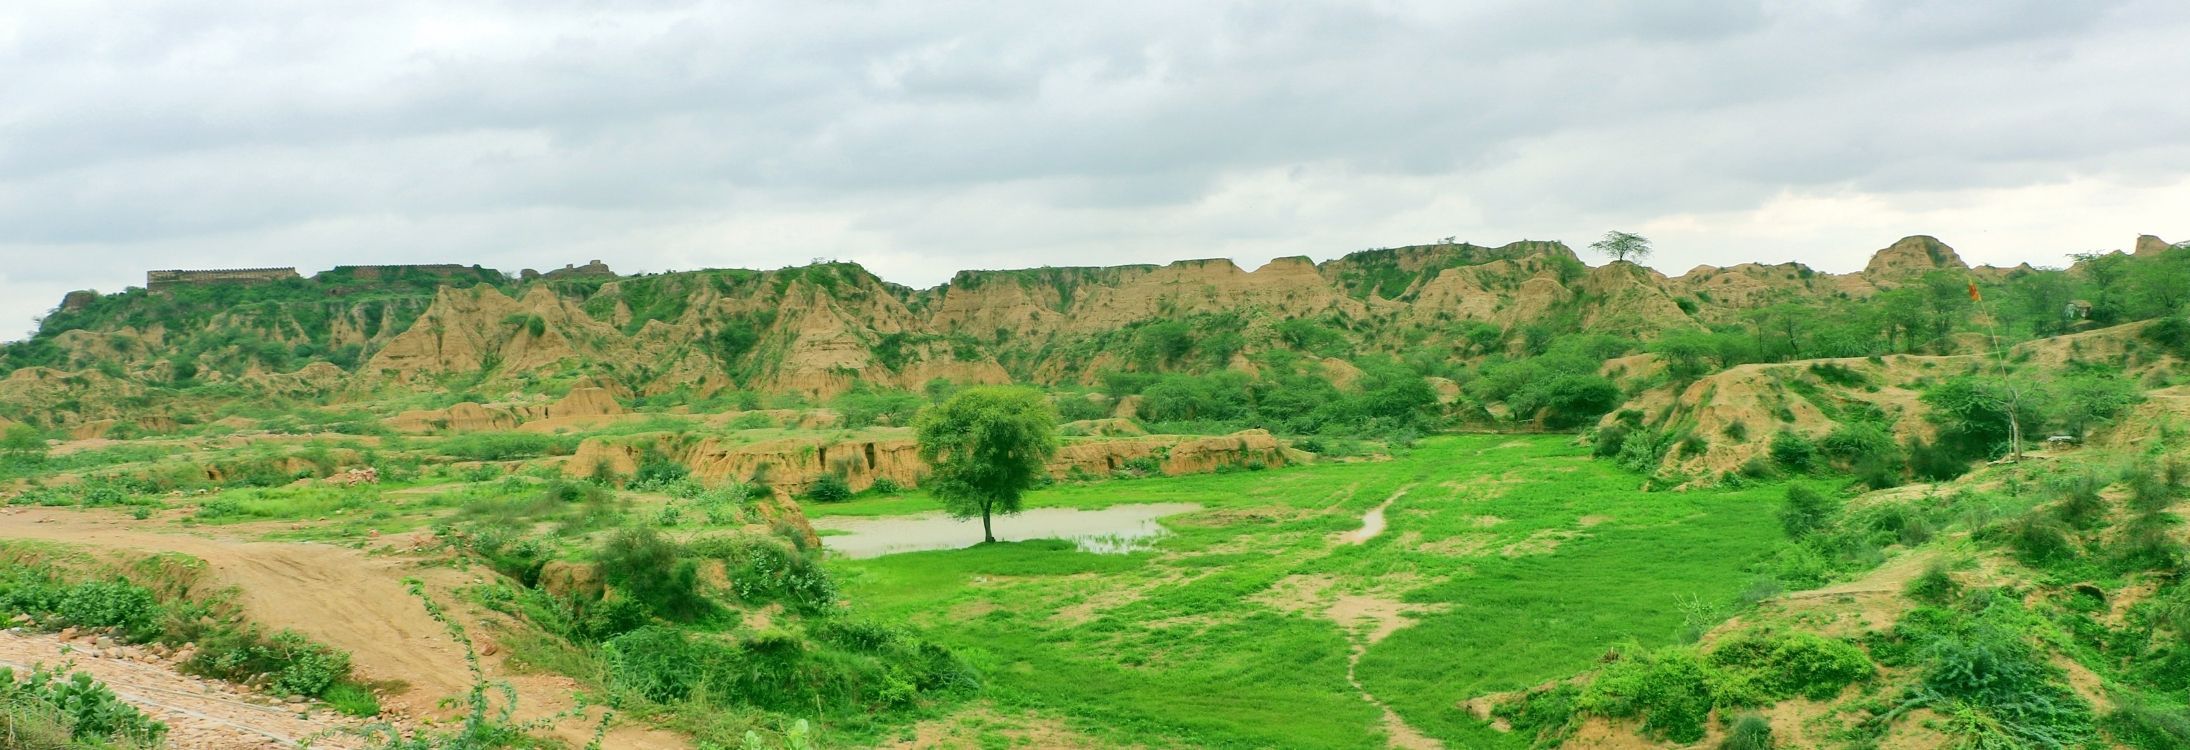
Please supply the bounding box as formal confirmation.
[0,508,684,749]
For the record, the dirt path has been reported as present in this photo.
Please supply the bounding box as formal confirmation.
[0,508,684,750]
[1341,484,1417,545]
[0,629,367,749]
[1345,623,1444,750]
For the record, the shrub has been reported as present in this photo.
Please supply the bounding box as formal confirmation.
[630,451,689,491]
[2002,513,2076,563]
[0,666,167,746]
[868,477,904,495]
[1906,560,1959,605]
[596,527,705,621]
[1778,486,1840,539]
[57,579,159,635]
[1872,596,2095,746]
[187,628,354,698]
[690,534,836,612]
[805,474,852,503]
[2050,473,2107,530]
[1704,630,1871,702]
[1769,431,1816,472]
[1578,646,1715,743]
[1495,682,1583,747]
[2104,695,2190,750]
[1719,715,1774,750]
[1593,424,1631,459]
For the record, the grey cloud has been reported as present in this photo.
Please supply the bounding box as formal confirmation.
[3,0,2189,339]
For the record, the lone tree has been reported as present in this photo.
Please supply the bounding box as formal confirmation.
[0,424,44,465]
[1590,230,1653,264]
[915,386,1060,543]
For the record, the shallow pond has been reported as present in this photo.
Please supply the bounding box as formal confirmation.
[812,502,1203,558]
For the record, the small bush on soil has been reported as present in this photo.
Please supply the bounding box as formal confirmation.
[867,477,903,495]
[0,666,167,747]
[2050,472,2108,530]
[2104,694,2190,750]
[1577,645,1716,742]
[1906,560,1959,605]
[56,579,159,636]
[804,474,852,503]
[1778,486,1839,539]
[628,450,689,491]
[689,534,836,612]
[1869,593,2095,747]
[188,628,354,697]
[1769,431,1816,473]
[1719,715,1774,750]
[595,527,706,621]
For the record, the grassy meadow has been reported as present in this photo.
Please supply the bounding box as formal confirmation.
[830,434,1807,748]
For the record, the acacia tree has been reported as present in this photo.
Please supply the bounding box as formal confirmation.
[1590,230,1653,264]
[914,386,1059,543]
[0,424,43,464]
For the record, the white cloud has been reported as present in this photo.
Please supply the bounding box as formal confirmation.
[3,0,2188,340]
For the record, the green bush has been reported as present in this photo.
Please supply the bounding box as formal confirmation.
[1578,646,1715,742]
[2050,473,2107,530]
[868,477,904,495]
[1703,630,1871,702]
[804,474,852,503]
[0,666,167,746]
[1719,715,1774,750]
[1871,595,2095,747]
[56,579,159,636]
[1777,486,1840,539]
[1906,560,1959,605]
[630,451,689,490]
[595,527,706,621]
[690,534,836,612]
[187,628,354,697]
[2104,695,2190,750]
[1769,430,1816,472]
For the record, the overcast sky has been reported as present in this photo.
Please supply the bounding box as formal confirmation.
[4,0,2187,341]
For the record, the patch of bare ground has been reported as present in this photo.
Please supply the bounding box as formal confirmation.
[1048,586,1144,626]
[1165,506,1302,527]
[1730,550,1940,639]
[1577,514,1613,527]
[881,703,1129,749]
[0,507,684,750]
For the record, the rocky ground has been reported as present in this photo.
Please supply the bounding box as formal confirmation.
[0,628,370,748]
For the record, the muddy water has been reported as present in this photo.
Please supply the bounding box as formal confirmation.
[813,503,1203,558]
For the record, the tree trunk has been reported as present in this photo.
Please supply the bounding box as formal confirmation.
[981,504,995,544]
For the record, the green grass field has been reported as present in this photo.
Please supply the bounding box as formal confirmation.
[830,434,1799,748]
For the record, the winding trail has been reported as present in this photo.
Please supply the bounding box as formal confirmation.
[1321,483,1443,747]
[1342,484,1417,545]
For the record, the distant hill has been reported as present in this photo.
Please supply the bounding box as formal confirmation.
[2,235,2183,442]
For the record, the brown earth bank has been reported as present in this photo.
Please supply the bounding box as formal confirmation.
[0,507,684,750]
[562,429,1293,495]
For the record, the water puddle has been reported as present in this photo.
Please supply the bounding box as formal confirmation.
[813,503,1202,558]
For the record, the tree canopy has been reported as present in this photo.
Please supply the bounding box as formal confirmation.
[1590,231,1653,263]
[914,386,1060,543]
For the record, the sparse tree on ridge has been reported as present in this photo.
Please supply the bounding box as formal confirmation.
[1591,230,1653,264]
[914,386,1060,544]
